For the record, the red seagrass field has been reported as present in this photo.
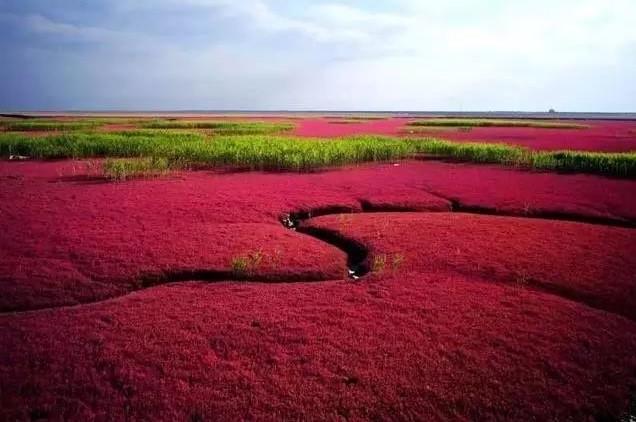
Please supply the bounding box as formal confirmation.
[1,114,636,420]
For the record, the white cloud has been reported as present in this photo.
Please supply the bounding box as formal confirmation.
[22,14,121,43]
[117,0,408,43]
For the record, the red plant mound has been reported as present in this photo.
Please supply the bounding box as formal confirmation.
[303,212,636,319]
[293,117,407,138]
[3,273,635,420]
[1,159,636,420]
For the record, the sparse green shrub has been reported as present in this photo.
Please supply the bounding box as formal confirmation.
[372,255,387,273]
[515,271,530,287]
[231,256,249,276]
[391,254,405,271]
[372,253,405,274]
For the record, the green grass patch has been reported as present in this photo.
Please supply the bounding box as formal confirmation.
[0,132,411,172]
[327,119,363,124]
[0,117,293,135]
[408,119,588,129]
[325,116,387,121]
[154,135,412,172]
[106,128,209,137]
[140,120,294,135]
[410,139,527,164]
[1,120,102,132]
[103,157,170,181]
[402,126,473,134]
[1,131,635,179]
[531,150,636,177]
[0,118,150,132]
[0,131,206,159]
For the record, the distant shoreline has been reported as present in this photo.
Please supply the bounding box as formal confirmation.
[2,110,636,121]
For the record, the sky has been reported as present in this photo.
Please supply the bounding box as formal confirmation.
[1,0,635,111]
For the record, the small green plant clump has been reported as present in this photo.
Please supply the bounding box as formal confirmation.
[231,249,264,277]
[230,256,249,276]
[372,253,405,274]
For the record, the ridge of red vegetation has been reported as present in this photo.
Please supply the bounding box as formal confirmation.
[6,116,636,153]
[292,118,636,152]
[405,120,636,152]
[1,159,635,420]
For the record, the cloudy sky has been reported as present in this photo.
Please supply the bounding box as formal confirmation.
[1,0,635,111]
